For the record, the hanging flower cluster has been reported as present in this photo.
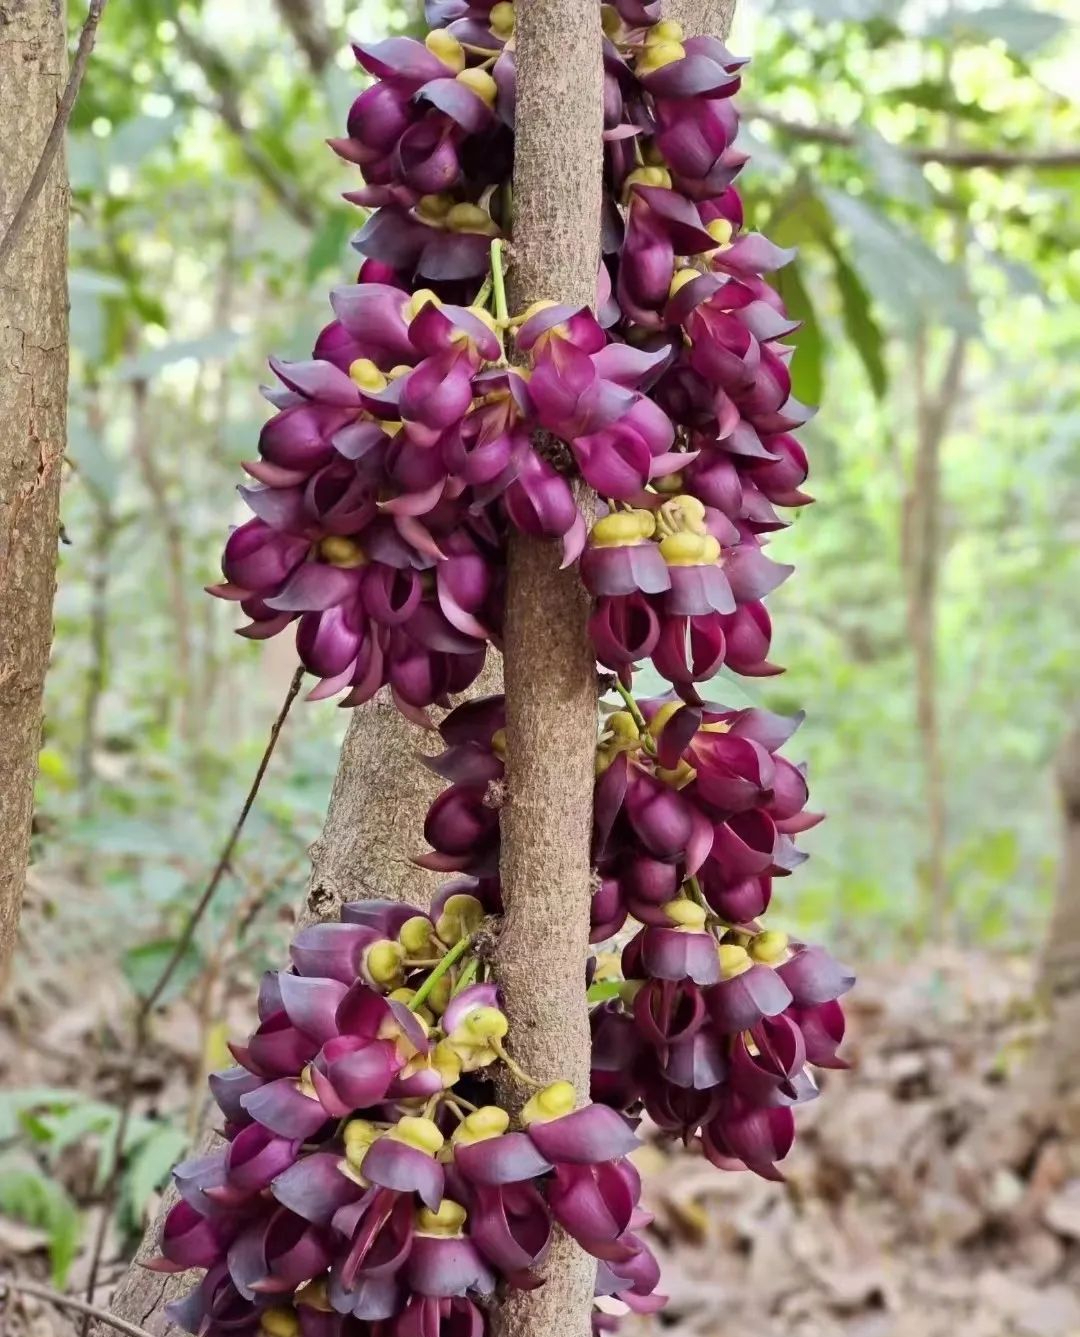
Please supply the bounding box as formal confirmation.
[155,896,663,1335]
[418,691,853,1184]
[209,0,810,715]
[192,0,853,1330]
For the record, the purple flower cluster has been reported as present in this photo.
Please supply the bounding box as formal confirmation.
[418,691,853,1182]
[213,1,812,712]
[157,897,663,1335]
[199,0,852,1328]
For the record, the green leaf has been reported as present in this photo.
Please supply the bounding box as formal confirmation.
[306,209,357,281]
[123,1123,189,1225]
[828,244,889,399]
[0,1150,82,1287]
[772,260,824,406]
[122,938,203,1003]
[586,981,623,1003]
[822,188,978,335]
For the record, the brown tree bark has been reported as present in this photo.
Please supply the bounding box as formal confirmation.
[902,332,966,935]
[664,0,737,36]
[0,1,69,988]
[491,4,604,1337]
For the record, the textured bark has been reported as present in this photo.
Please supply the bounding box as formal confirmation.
[0,0,69,987]
[303,657,502,925]
[492,4,604,1337]
[664,0,737,37]
[902,332,966,935]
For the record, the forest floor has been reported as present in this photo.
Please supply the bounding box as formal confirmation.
[2,916,1080,1337]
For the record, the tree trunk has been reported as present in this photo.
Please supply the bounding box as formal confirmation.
[664,0,737,35]
[902,331,965,936]
[0,1,69,988]
[491,5,604,1337]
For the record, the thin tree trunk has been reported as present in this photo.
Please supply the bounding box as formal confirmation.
[0,2,69,988]
[77,499,114,815]
[902,331,965,936]
[129,376,196,742]
[492,5,604,1337]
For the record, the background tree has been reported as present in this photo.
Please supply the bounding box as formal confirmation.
[0,0,71,984]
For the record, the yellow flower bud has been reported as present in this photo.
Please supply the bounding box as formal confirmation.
[647,19,685,43]
[490,1,515,37]
[749,930,790,965]
[348,357,388,392]
[445,202,498,236]
[648,700,683,739]
[663,898,708,930]
[591,511,649,548]
[400,915,437,957]
[318,535,368,569]
[416,193,454,223]
[456,67,498,108]
[260,1309,300,1337]
[707,217,734,248]
[637,40,686,73]
[435,893,485,944]
[452,1104,510,1145]
[297,1065,318,1099]
[425,973,453,1016]
[433,1038,464,1086]
[460,1005,508,1042]
[389,1115,445,1156]
[365,939,406,987]
[425,28,466,73]
[669,267,700,299]
[659,532,710,566]
[652,471,684,495]
[416,1199,468,1236]
[491,728,507,757]
[387,364,413,380]
[408,288,442,319]
[718,943,753,979]
[606,710,640,742]
[343,1118,380,1147]
[520,1080,576,1126]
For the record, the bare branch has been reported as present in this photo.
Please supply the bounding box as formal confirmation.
[274,0,337,74]
[0,0,109,271]
[744,103,1080,171]
[1,1277,155,1337]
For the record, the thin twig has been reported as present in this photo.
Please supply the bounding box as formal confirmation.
[80,668,306,1322]
[744,103,1080,171]
[0,0,110,271]
[0,1277,154,1337]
